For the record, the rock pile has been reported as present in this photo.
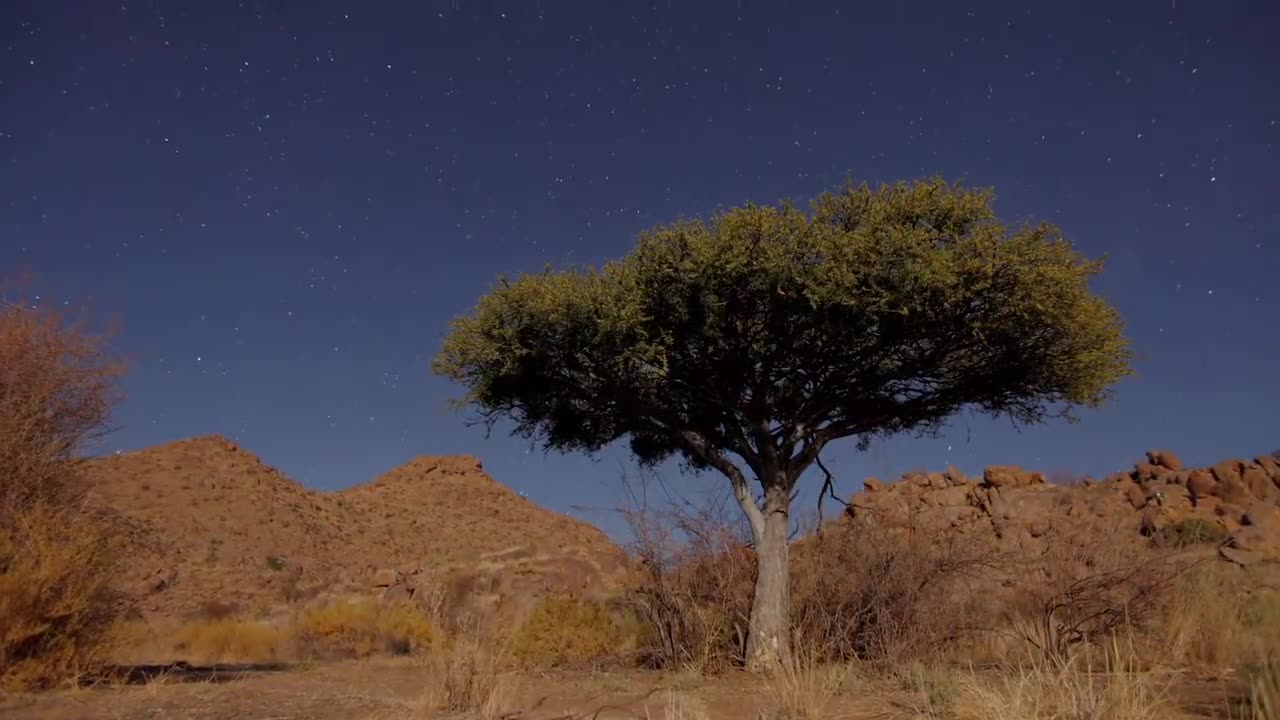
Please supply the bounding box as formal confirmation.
[846,450,1280,565]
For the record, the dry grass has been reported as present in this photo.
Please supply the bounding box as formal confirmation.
[297,598,438,659]
[953,639,1175,720]
[756,652,848,720]
[508,596,635,668]
[175,617,294,664]
[415,629,515,719]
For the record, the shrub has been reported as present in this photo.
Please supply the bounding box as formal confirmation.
[0,504,121,689]
[297,598,436,659]
[1152,518,1227,549]
[790,521,996,665]
[509,597,633,668]
[175,618,293,664]
[0,291,125,689]
[419,629,514,719]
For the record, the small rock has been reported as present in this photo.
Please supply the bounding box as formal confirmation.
[370,568,397,588]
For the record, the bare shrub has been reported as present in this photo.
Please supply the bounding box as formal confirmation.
[622,480,755,672]
[418,623,514,719]
[791,519,999,665]
[0,292,125,689]
[997,522,1187,663]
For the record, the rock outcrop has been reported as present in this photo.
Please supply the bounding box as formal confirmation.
[846,450,1280,564]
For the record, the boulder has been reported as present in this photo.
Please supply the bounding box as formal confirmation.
[984,465,1032,489]
[1212,460,1245,487]
[1242,466,1276,499]
[370,568,397,588]
[1124,483,1148,510]
[1256,455,1280,483]
[863,477,885,493]
[1146,449,1184,471]
[1187,470,1218,499]
[1219,478,1252,506]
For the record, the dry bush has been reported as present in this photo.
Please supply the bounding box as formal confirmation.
[953,639,1175,720]
[418,626,514,719]
[0,504,121,689]
[1156,562,1278,670]
[174,617,294,664]
[995,522,1187,663]
[623,489,755,672]
[756,652,848,720]
[0,292,125,689]
[1151,518,1228,549]
[791,520,998,665]
[297,598,437,659]
[508,596,635,668]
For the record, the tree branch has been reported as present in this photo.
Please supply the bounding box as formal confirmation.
[680,430,766,541]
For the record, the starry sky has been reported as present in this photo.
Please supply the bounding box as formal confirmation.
[3,1,1277,537]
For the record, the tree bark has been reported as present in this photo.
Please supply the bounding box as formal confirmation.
[744,484,791,669]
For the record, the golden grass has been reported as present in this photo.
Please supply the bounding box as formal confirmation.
[0,504,121,690]
[508,596,634,668]
[297,598,437,659]
[953,639,1175,720]
[756,652,849,720]
[175,617,294,664]
[416,630,515,719]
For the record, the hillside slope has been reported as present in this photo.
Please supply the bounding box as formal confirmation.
[86,436,627,620]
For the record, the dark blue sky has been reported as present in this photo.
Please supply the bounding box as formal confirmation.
[3,1,1277,536]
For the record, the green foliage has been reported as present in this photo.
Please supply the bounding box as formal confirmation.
[434,178,1132,485]
[1153,518,1227,548]
[265,555,288,572]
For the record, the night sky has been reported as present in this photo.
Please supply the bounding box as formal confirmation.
[3,1,1277,536]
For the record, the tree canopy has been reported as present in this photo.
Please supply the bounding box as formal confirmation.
[433,178,1132,493]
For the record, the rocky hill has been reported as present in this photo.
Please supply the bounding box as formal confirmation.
[846,449,1280,567]
[86,436,628,623]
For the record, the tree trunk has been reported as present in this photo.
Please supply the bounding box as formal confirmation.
[745,485,791,669]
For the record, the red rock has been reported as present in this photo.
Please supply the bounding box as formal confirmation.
[1186,470,1218,499]
[1219,478,1251,506]
[944,466,968,486]
[1256,455,1280,482]
[863,477,884,493]
[1242,466,1275,499]
[1124,484,1147,510]
[1212,460,1245,486]
[984,465,1030,488]
[1195,495,1223,515]
[1146,450,1184,472]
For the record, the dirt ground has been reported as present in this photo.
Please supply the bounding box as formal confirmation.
[0,658,1247,720]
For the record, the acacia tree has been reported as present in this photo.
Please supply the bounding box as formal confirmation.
[433,179,1132,667]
